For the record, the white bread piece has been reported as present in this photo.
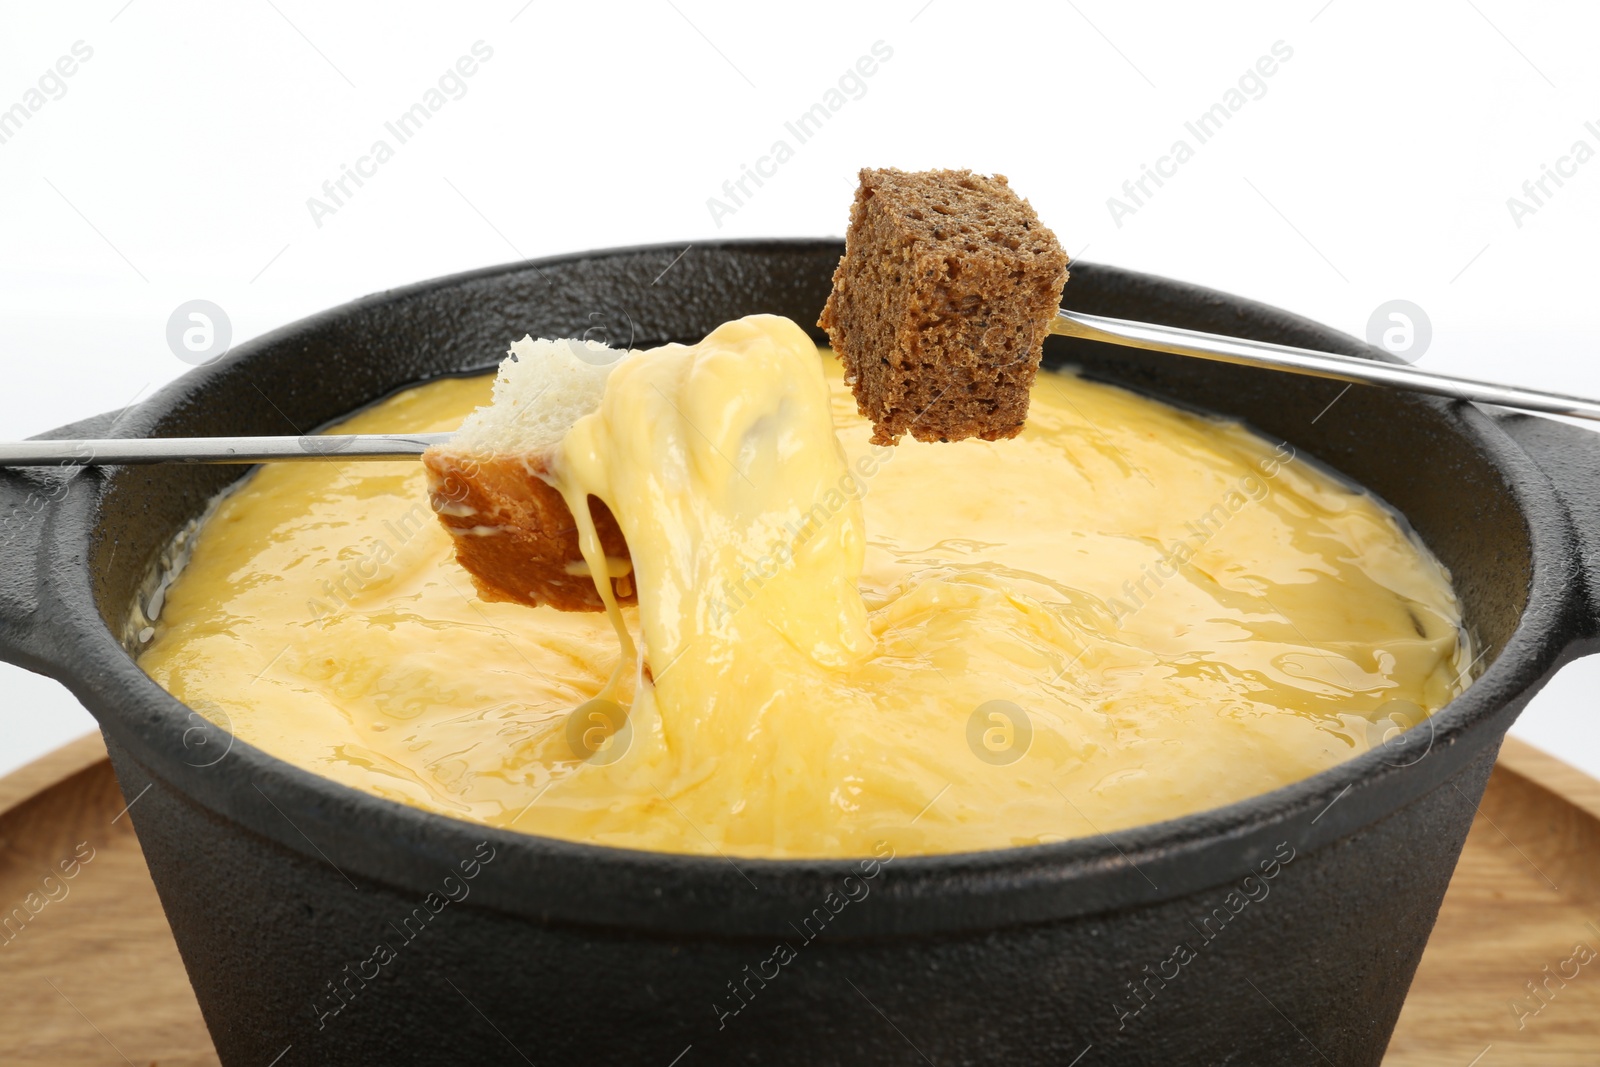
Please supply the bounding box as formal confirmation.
[423,335,635,612]
[450,336,624,455]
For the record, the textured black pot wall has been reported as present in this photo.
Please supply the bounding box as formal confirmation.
[1,241,1598,1066]
[106,735,1502,1066]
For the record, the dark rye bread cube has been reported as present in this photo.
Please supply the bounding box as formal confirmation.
[819,168,1069,445]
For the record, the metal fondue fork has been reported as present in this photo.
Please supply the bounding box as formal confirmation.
[1049,309,1600,422]
[4,310,1600,466]
[0,432,452,466]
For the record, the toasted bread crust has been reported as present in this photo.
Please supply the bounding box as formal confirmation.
[423,447,634,612]
[819,168,1069,445]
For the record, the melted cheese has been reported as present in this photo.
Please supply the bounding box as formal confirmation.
[139,315,1471,859]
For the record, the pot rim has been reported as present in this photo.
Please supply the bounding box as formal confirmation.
[25,239,1586,938]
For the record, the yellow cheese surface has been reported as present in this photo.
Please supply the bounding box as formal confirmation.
[139,316,1470,859]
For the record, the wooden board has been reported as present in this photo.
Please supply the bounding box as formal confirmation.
[0,734,1595,1064]
[1387,738,1600,1064]
[0,735,217,1066]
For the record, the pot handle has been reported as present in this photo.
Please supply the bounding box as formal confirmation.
[0,409,123,677]
[1494,411,1600,642]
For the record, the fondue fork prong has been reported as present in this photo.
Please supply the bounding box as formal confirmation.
[1052,309,1600,424]
[0,433,452,466]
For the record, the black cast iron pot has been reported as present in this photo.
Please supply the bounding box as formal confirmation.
[3,240,1598,1066]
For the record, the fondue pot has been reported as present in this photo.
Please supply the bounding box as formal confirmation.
[1,241,1594,1066]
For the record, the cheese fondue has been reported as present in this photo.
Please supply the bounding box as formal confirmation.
[138,316,1470,859]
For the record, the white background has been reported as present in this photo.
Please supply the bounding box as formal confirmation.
[2,0,1598,779]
